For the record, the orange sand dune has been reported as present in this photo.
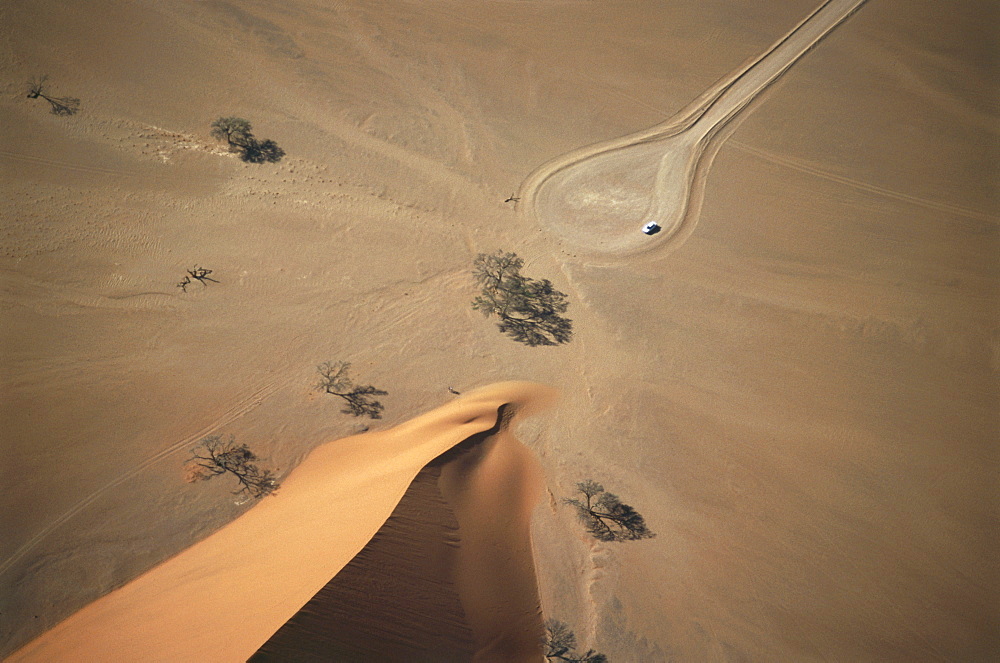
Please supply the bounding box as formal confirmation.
[7,382,556,663]
[251,405,546,662]
[251,461,479,661]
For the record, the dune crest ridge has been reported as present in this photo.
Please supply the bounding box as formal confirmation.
[8,381,558,663]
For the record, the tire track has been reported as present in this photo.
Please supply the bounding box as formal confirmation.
[2,270,179,315]
[520,0,869,256]
[0,376,291,579]
[730,140,998,222]
[0,150,136,178]
[315,6,491,204]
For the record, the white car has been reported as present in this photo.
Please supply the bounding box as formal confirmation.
[642,221,661,235]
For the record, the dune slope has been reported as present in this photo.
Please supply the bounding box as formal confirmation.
[251,405,545,663]
[7,383,556,663]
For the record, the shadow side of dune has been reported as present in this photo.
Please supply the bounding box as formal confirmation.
[250,404,545,663]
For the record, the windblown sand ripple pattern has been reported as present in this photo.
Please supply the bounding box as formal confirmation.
[523,0,868,255]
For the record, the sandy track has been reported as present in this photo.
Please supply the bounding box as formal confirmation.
[730,140,999,222]
[521,0,868,256]
[0,150,137,179]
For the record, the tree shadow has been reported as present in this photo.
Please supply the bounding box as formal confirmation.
[564,480,654,542]
[26,75,80,116]
[544,620,607,663]
[472,251,573,347]
[494,280,574,347]
[336,385,388,419]
[211,117,284,163]
[238,137,285,163]
[315,361,388,420]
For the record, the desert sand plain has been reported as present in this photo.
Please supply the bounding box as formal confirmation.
[1,0,997,661]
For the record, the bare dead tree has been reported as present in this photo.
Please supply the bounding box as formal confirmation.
[544,620,607,663]
[564,480,654,542]
[187,266,219,285]
[185,435,279,500]
[27,75,80,115]
[26,75,47,99]
[177,266,216,292]
[315,361,387,419]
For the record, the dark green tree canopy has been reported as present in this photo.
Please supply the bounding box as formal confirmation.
[472,251,573,346]
[564,480,654,542]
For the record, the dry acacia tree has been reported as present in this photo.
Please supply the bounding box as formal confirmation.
[471,251,572,347]
[544,620,607,663]
[26,75,80,115]
[315,361,388,419]
[564,480,654,542]
[185,435,279,500]
[210,116,284,163]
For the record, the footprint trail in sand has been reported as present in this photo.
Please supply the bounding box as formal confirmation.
[522,0,868,256]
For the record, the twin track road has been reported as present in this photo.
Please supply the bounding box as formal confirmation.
[520,0,870,257]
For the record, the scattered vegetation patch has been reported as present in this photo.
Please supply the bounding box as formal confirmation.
[472,251,573,346]
[185,435,279,500]
[26,75,80,115]
[210,116,285,163]
[544,619,608,663]
[315,361,388,419]
[564,479,654,542]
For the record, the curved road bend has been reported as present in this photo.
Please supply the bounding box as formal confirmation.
[525,0,869,254]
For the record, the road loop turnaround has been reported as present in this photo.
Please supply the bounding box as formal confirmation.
[520,0,868,257]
